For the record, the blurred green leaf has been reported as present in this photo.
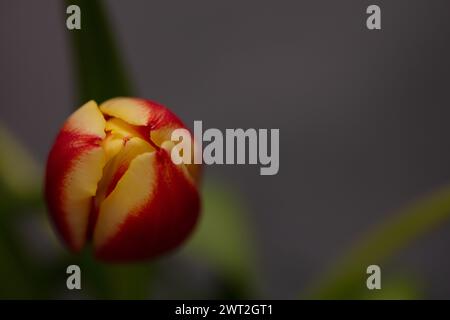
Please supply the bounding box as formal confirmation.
[0,124,42,211]
[185,176,257,298]
[65,0,132,104]
[0,124,54,298]
[308,185,450,299]
[359,275,422,300]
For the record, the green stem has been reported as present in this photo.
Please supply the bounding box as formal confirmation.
[65,0,133,104]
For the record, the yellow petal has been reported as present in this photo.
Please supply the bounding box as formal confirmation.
[95,137,154,212]
[105,117,147,140]
[93,152,156,248]
[66,100,106,138]
[101,134,124,163]
[100,97,149,126]
[63,147,105,250]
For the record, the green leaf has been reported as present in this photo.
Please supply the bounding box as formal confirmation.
[0,124,42,212]
[359,275,422,300]
[184,176,257,298]
[308,185,450,299]
[65,0,133,104]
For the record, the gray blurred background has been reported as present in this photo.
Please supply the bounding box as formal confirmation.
[1,0,450,298]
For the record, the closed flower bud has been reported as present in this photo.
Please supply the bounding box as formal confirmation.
[45,97,201,262]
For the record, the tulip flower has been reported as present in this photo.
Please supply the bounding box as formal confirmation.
[45,97,201,262]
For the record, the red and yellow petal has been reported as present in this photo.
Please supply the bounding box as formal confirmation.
[99,97,184,130]
[46,98,202,262]
[45,101,106,251]
[93,148,200,262]
[94,136,154,211]
[100,97,201,183]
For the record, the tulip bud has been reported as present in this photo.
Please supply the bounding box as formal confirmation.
[45,98,201,262]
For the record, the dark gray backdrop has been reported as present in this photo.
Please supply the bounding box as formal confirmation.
[1,0,450,298]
